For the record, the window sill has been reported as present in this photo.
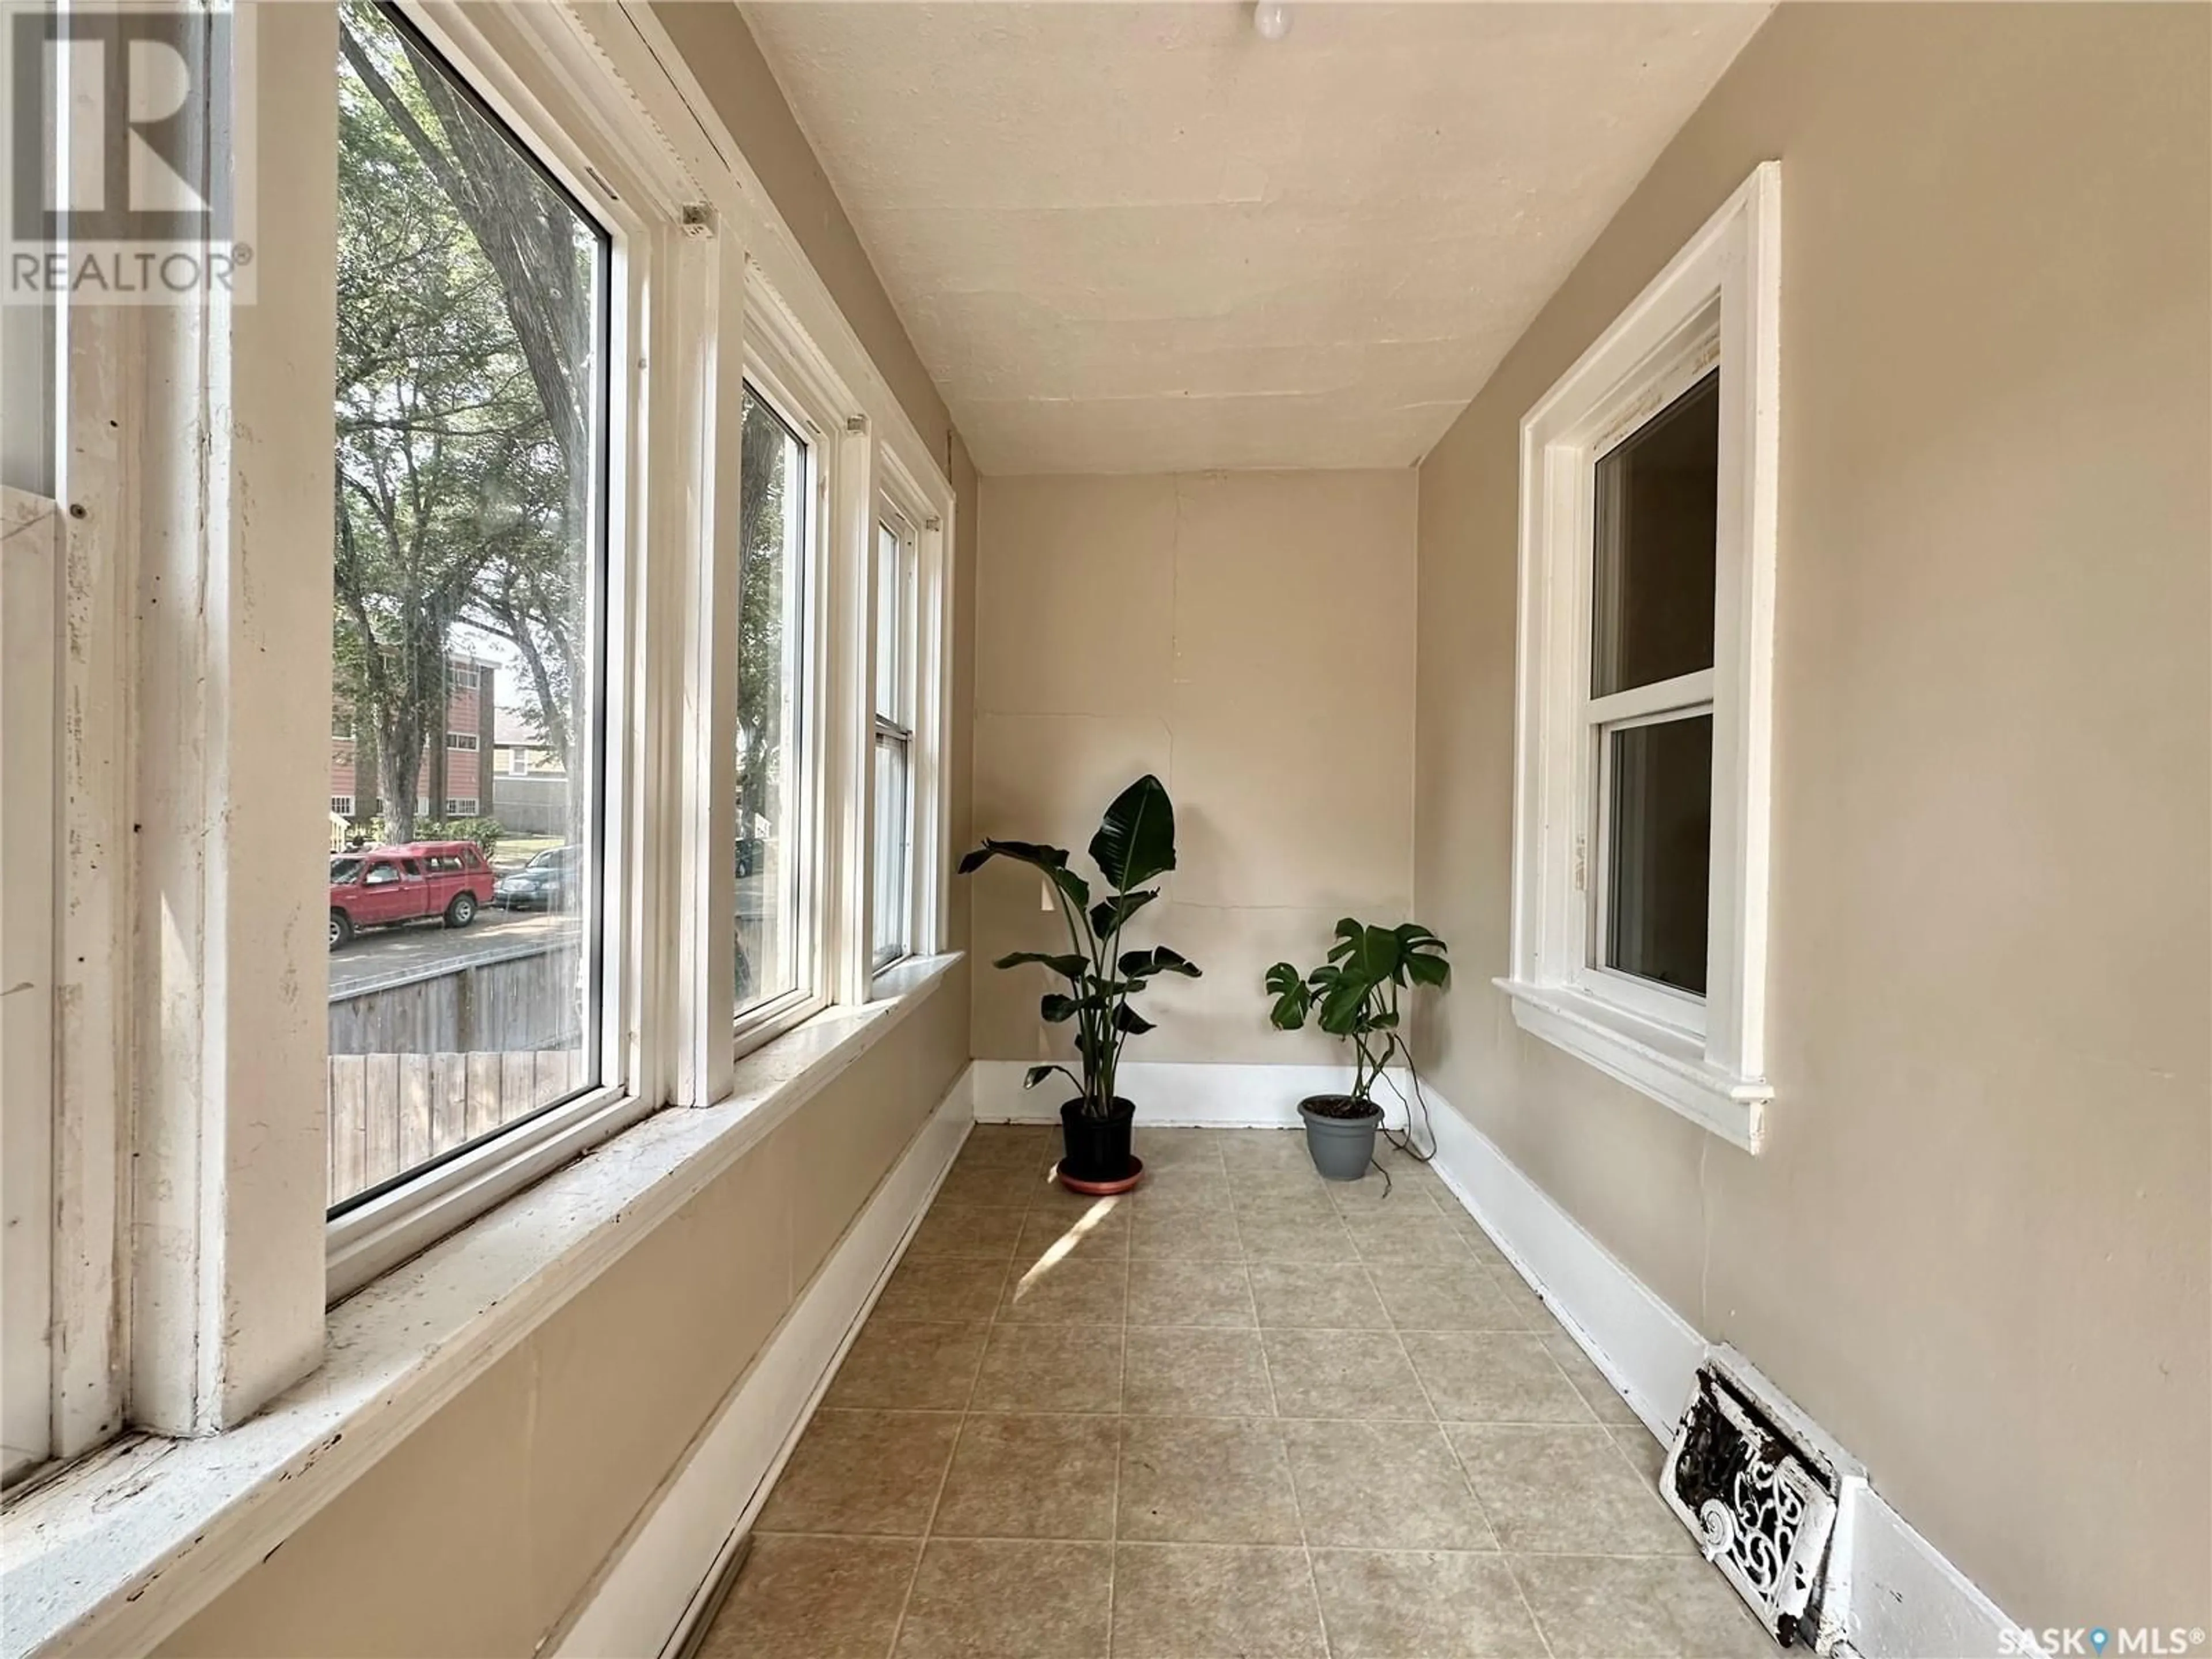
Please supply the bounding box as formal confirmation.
[0,952,963,1659]
[1494,977,1769,1153]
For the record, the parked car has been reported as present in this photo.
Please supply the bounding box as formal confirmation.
[328,841,494,950]
[494,843,581,912]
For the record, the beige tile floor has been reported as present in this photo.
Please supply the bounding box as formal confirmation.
[698,1127,1775,1659]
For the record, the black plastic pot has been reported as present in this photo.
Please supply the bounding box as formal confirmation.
[1059,1097,1137,1184]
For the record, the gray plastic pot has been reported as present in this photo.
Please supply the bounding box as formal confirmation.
[1298,1096,1383,1181]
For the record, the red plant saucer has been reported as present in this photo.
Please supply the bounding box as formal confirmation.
[1055,1156,1145,1197]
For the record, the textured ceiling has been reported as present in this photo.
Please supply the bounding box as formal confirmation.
[742,2,1770,474]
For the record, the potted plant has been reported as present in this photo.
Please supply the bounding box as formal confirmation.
[959,774,1201,1193]
[1264,919,1451,1180]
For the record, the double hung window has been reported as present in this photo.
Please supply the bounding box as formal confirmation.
[871,512,919,970]
[1503,165,1779,1150]
[733,385,815,1028]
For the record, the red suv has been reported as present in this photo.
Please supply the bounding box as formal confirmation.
[328,841,494,950]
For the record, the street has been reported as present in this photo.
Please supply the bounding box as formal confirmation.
[328,908,580,997]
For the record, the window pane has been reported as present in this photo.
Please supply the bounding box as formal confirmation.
[1591,369,1718,697]
[874,521,905,721]
[1604,714,1711,997]
[328,2,605,1213]
[871,515,915,969]
[737,389,806,1014]
[871,732,911,969]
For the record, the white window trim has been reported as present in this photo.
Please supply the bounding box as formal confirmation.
[732,319,846,1058]
[1498,161,1781,1154]
[444,730,478,750]
[46,302,131,1469]
[113,2,339,1435]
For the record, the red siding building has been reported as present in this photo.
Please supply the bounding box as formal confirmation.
[330,657,498,825]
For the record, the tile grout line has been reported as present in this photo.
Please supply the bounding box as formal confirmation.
[759,1523,1705,1559]
[880,1137,1036,1659]
[759,1525,1709,1562]
[1107,1175,1133,1659]
[1122,1136,1217,1658]
[810,1401,1655,1428]
[1248,1244,1332,1659]
[1356,1248,1560,1659]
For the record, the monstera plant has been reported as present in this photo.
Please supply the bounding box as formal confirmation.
[1265,919,1451,1180]
[959,774,1199,1191]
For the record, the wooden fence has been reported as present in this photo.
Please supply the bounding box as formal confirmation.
[327,1047,585,1207]
[328,937,584,1055]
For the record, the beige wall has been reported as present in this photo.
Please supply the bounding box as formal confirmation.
[1412,1,2209,1632]
[974,471,1417,1070]
[160,983,970,1659]
[164,9,983,1652]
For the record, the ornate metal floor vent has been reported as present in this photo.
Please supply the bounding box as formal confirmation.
[1660,1347,1865,1651]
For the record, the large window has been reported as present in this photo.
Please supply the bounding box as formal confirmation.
[872,512,918,969]
[1503,164,1779,1151]
[0,0,959,1524]
[327,1,607,1211]
[735,387,810,1021]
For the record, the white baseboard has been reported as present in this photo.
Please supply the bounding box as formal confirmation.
[554,1066,975,1659]
[971,1058,1407,1129]
[1841,1497,2044,1659]
[1410,1079,2036,1659]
